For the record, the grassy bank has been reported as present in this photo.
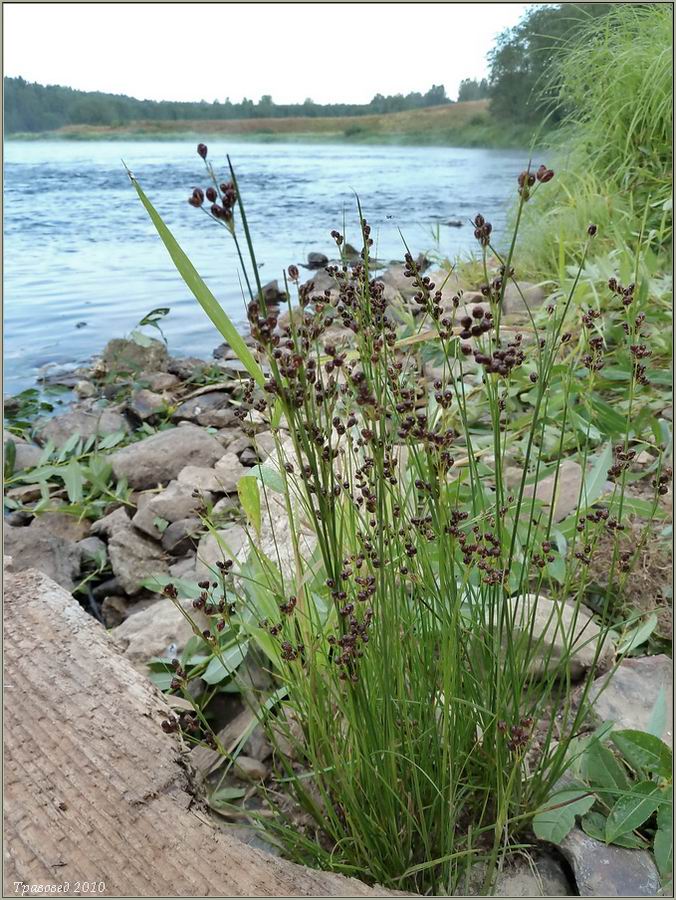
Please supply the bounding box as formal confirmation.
[8,99,540,148]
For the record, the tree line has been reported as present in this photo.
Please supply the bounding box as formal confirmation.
[4,78,451,133]
[6,5,623,134]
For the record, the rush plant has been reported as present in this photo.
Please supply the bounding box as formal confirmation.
[130,146,669,894]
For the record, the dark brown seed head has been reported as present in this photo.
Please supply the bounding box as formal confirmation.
[197,143,208,160]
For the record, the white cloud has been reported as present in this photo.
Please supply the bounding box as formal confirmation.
[4,2,529,104]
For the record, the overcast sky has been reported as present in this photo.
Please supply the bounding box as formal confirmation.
[4,3,530,104]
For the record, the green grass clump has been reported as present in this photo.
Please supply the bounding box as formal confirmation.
[131,144,671,894]
[516,4,673,279]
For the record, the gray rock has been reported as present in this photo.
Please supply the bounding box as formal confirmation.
[213,452,250,492]
[140,372,180,392]
[173,392,237,428]
[129,388,166,421]
[111,597,203,669]
[169,554,197,580]
[258,280,285,305]
[90,506,132,538]
[234,755,269,782]
[468,853,573,896]
[161,517,201,556]
[74,380,97,399]
[4,524,81,590]
[100,594,129,628]
[132,481,211,538]
[34,407,129,448]
[109,424,224,490]
[238,447,259,467]
[107,526,169,595]
[177,466,227,493]
[252,431,277,460]
[92,576,123,600]
[589,654,673,747]
[195,525,248,581]
[31,511,90,543]
[560,826,661,896]
[102,337,168,375]
[522,459,584,523]
[502,280,549,315]
[77,536,108,565]
[3,431,42,472]
[306,251,329,270]
[166,356,209,380]
[503,594,615,681]
[661,405,672,422]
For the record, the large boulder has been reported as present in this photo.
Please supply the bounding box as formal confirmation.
[109,424,224,490]
[102,337,168,375]
[111,598,203,669]
[30,510,90,543]
[131,481,211,539]
[34,407,129,448]
[107,525,169,595]
[4,523,81,590]
[502,594,615,681]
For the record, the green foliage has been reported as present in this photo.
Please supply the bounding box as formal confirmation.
[3,431,131,521]
[516,4,673,278]
[537,725,672,884]
[488,3,618,124]
[5,75,452,134]
[457,78,489,102]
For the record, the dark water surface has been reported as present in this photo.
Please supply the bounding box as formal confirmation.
[4,140,528,393]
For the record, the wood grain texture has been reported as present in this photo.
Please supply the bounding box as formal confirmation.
[3,568,403,898]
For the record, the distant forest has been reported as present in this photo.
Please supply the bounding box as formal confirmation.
[5,4,619,134]
[4,78,452,133]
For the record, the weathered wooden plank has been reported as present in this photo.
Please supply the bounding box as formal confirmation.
[3,567,403,898]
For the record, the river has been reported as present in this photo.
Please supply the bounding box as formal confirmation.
[4,140,528,393]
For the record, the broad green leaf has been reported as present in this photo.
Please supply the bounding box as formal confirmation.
[532,787,595,844]
[97,430,127,450]
[129,173,265,387]
[202,641,249,684]
[606,782,662,842]
[581,742,629,792]
[654,791,673,883]
[129,329,153,347]
[647,687,668,740]
[153,516,170,535]
[61,458,84,503]
[249,463,286,493]
[141,574,203,599]
[147,670,174,691]
[580,443,613,509]
[581,811,648,849]
[57,432,81,461]
[238,475,261,536]
[4,439,16,478]
[617,614,657,654]
[209,786,247,806]
[612,730,672,778]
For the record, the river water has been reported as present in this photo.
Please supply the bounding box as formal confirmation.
[4,140,528,393]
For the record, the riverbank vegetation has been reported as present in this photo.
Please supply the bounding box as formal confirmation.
[4,3,672,895]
